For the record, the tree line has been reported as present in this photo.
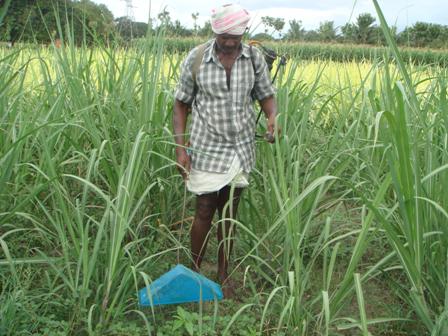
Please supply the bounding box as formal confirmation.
[0,0,115,45]
[260,14,448,49]
[0,0,213,45]
[1,0,447,49]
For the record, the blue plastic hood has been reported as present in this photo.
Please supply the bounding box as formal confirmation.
[139,264,223,306]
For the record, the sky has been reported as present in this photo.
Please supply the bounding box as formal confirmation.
[92,0,448,34]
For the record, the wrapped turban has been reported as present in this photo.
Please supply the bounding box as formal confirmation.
[211,4,250,35]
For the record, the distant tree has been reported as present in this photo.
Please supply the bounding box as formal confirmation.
[373,25,397,46]
[0,0,115,45]
[115,16,148,40]
[303,30,320,42]
[398,26,412,47]
[70,0,114,44]
[284,19,305,41]
[341,13,377,45]
[23,0,66,43]
[170,19,192,37]
[0,0,46,44]
[431,25,448,48]
[115,16,133,39]
[134,21,149,38]
[157,9,171,27]
[197,21,212,38]
[317,21,337,42]
[250,32,274,41]
[415,22,440,47]
[399,22,448,48]
[261,16,285,38]
[356,13,376,44]
[191,12,199,35]
[341,22,356,43]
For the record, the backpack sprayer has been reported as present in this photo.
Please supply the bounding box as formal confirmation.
[248,40,288,141]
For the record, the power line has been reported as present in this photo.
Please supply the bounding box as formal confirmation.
[121,0,135,21]
[120,0,135,39]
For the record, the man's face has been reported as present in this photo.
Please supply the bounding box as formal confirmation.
[215,33,243,53]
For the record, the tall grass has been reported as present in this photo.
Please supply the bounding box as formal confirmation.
[0,20,185,333]
[362,1,448,333]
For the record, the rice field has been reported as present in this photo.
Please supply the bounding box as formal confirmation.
[161,37,448,66]
[1,6,448,336]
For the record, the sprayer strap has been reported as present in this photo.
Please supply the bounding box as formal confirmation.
[249,45,257,76]
[192,43,207,98]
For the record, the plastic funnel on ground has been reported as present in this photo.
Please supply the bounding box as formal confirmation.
[139,264,223,306]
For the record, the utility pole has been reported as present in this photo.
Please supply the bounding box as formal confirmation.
[121,0,135,39]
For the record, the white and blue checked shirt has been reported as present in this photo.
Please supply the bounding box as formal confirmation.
[175,39,275,174]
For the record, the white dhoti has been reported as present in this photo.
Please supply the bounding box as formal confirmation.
[187,154,249,195]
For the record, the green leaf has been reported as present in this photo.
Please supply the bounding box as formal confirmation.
[186,322,194,336]
[173,320,183,331]
[0,0,12,25]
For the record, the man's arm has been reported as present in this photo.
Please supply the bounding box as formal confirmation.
[173,99,191,179]
[259,95,280,143]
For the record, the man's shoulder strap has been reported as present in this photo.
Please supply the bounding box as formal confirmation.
[192,43,207,85]
[249,45,258,100]
[249,44,257,75]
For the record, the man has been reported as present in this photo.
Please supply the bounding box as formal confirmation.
[173,3,279,297]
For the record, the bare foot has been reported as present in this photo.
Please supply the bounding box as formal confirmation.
[220,277,236,299]
[222,284,235,298]
[191,262,201,273]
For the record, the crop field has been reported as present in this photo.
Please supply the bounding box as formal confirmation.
[1,7,448,336]
[163,37,448,66]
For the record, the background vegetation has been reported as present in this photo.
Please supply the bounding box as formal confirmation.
[1,0,448,49]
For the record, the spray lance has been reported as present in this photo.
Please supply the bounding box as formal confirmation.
[249,40,287,142]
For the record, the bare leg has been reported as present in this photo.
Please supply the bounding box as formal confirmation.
[191,192,218,271]
[216,186,243,293]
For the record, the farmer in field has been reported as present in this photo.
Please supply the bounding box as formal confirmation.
[173,3,279,297]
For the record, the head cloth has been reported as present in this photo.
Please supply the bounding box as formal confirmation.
[211,4,250,35]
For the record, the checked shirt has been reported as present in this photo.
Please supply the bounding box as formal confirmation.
[174,39,275,173]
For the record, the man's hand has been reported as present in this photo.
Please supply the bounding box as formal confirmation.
[176,148,191,180]
[265,113,281,143]
[259,96,280,144]
[173,99,191,179]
